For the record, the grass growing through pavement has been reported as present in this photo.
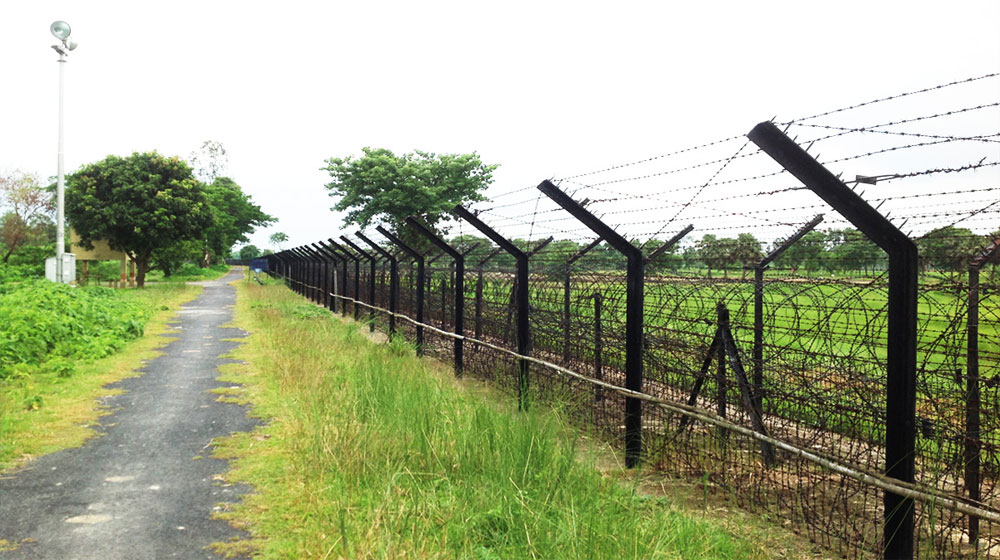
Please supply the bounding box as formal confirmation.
[0,283,202,471]
[211,278,774,559]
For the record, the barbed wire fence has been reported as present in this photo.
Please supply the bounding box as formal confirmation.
[266,72,1000,560]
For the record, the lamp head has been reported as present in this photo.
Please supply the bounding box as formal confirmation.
[50,21,72,41]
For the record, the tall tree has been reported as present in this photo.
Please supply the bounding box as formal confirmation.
[269,232,288,250]
[733,233,763,277]
[198,176,274,266]
[66,152,213,287]
[188,140,229,184]
[772,230,826,274]
[916,226,982,278]
[238,244,262,260]
[324,148,496,246]
[0,170,55,264]
[826,228,883,275]
[696,234,721,278]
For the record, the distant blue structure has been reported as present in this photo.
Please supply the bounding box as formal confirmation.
[249,257,269,273]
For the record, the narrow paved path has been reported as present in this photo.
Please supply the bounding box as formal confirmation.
[0,270,256,559]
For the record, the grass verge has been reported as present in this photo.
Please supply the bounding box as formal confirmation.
[145,263,233,283]
[209,279,805,559]
[0,283,202,471]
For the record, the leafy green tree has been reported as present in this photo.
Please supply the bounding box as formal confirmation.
[324,148,497,246]
[269,231,288,250]
[0,170,55,264]
[152,239,202,278]
[66,152,213,287]
[772,230,826,274]
[696,234,729,278]
[733,233,762,277]
[915,226,982,277]
[239,244,262,260]
[199,177,274,266]
[643,238,683,274]
[825,229,883,276]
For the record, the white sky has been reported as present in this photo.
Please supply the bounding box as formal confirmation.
[1,1,998,251]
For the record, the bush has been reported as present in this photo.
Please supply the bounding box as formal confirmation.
[0,280,151,379]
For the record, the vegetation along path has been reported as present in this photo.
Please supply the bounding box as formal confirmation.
[0,269,255,559]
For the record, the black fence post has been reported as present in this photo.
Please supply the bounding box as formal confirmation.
[716,302,728,441]
[307,245,327,305]
[406,217,465,376]
[287,250,298,292]
[454,206,532,410]
[376,226,425,354]
[538,180,645,468]
[288,248,302,295]
[271,252,284,284]
[325,239,354,317]
[752,215,823,413]
[357,232,398,338]
[966,237,1000,543]
[334,238,362,320]
[279,252,291,286]
[297,247,318,302]
[341,237,378,332]
[307,245,329,306]
[313,243,336,312]
[291,247,314,300]
[749,121,918,560]
[563,237,603,361]
[314,242,335,312]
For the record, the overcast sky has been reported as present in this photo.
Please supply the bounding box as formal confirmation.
[2,1,998,251]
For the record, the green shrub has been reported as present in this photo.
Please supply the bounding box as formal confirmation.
[0,280,152,379]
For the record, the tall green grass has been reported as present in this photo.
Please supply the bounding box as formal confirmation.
[212,280,772,559]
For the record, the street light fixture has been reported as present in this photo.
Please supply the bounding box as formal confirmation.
[49,21,78,283]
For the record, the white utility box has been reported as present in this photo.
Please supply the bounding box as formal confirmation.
[45,253,76,283]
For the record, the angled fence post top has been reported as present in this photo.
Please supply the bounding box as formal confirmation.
[454,205,526,259]
[478,246,504,267]
[313,244,336,262]
[340,236,375,261]
[461,242,481,257]
[971,236,1000,270]
[376,226,424,260]
[312,243,337,261]
[644,225,694,265]
[356,231,395,260]
[567,237,603,266]
[759,214,824,269]
[405,217,461,258]
[317,240,346,260]
[293,247,315,261]
[526,236,555,257]
[538,180,642,260]
[326,238,355,260]
[309,244,332,261]
[747,121,916,257]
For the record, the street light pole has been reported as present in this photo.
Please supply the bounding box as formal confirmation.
[50,21,77,284]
